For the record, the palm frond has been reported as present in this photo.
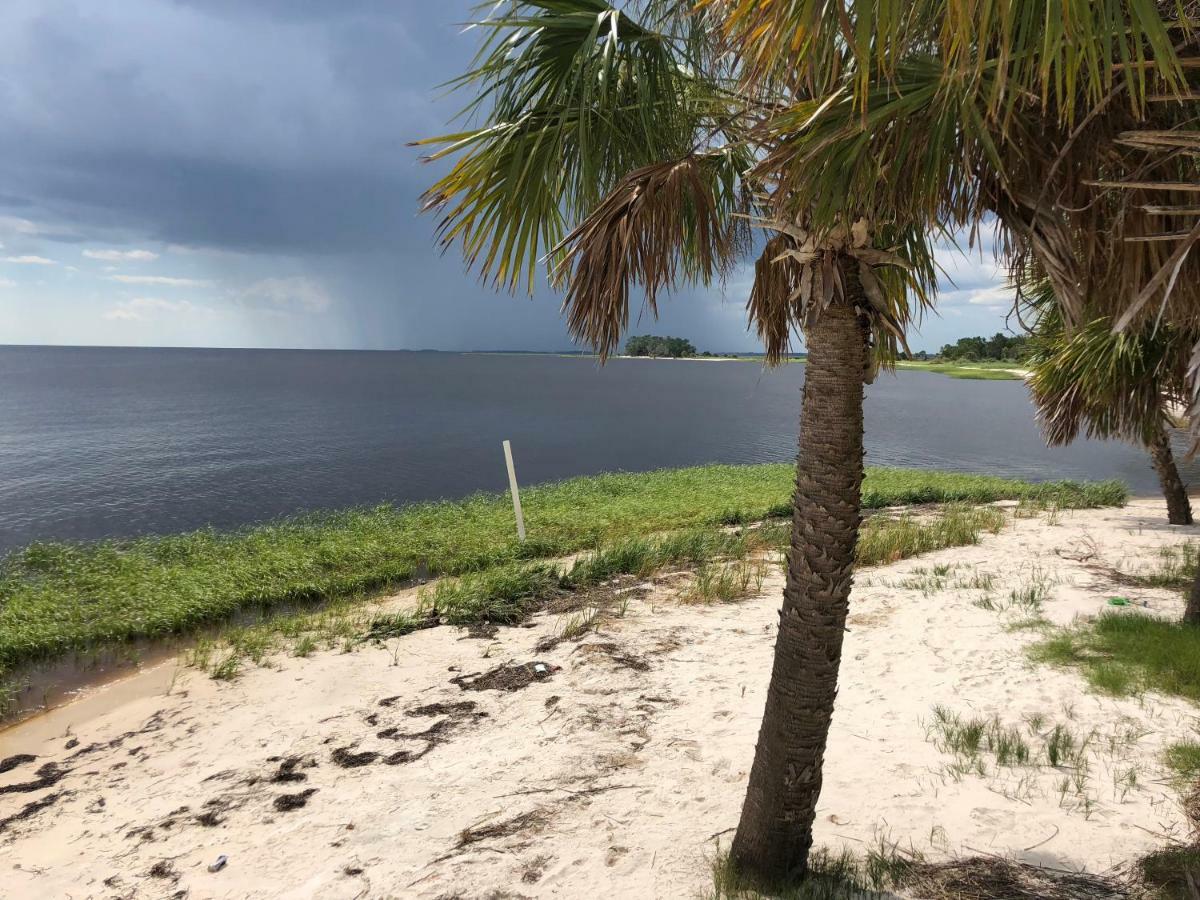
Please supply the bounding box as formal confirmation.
[1029,308,1196,446]
[712,0,1194,120]
[746,219,936,366]
[414,0,736,293]
[552,151,751,357]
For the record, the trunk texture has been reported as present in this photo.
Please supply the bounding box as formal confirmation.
[1185,565,1200,626]
[1148,427,1193,526]
[730,290,869,883]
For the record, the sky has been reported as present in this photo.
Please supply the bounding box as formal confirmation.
[0,1,1017,354]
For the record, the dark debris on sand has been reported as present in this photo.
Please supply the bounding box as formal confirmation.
[0,754,37,774]
[0,792,68,833]
[0,762,67,796]
[331,747,379,768]
[451,662,558,692]
[273,788,318,812]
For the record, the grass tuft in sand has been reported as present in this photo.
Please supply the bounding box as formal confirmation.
[856,505,1005,566]
[707,842,916,900]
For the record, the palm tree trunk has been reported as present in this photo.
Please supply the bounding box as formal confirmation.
[730,289,869,884]
[1148,425,1193,526]
[1184,566,1200,626]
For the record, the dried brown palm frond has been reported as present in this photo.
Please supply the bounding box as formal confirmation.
[551,152,750,358]
[902,855,1130,900]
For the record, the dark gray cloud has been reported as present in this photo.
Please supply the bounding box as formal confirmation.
[0,0,1007,352]
[0,0,460,251]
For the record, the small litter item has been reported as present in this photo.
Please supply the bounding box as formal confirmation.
[533,663,548,675]
[1108,596,1130,606]
[208,855,228,873]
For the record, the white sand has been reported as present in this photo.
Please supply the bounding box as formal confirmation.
[3,497,1198,898]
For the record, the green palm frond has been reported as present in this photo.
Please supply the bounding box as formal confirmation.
[742,5,1200,348]
[1029,308,1196,446]
[414,0,735,293]
[755,55,1005,238]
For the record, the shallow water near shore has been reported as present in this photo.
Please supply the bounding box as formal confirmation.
[2,345,1195,554]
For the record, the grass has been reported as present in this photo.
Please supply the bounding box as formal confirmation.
[0,463,1125,678]
[1032,612,1200,702]
[708,844,915,900]
[1163,740,1200,779]
[1138,845,1200,900]
[684,559,768,603]
[178,501,1023,679]
[856,505,1005,567]
[926,706,1033,768]
[926,707,1100,774]
[895,360,1026,381]
[182,527,763,676]
[1127,542,1199,590]
[422,562,564,626]
[924,706,1111,815]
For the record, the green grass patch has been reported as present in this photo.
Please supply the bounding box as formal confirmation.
[926,706,1035,768]
[0,463,1124,676]
[422,562,563,626]
[1164,740,1200,779]
[1032,612,1200,701]
[895,360,1025,380]
[856,505,1005,566]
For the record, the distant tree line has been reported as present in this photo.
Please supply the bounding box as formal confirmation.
[625,335,697,358]
[933,332,1031,362]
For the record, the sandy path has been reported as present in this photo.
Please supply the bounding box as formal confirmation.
[2,498,1198,899]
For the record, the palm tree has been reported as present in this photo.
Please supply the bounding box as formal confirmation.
[420,0,1195,886]
[714,1,1200,434]
[1029,308,1195,525]
[695,1,1195,883]
[417,0,932,884]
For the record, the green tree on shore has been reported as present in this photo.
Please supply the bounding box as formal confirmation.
[625,335,697,358]
[938,333,1029,363]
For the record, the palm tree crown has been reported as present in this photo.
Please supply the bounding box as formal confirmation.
[415,0,934,363]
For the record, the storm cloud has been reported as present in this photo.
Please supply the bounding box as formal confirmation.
[0,1,1009,351]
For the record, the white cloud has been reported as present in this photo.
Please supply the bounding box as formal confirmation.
[936,284,1017,310]
[102,297,213,321]
[0,216,40,236]
[4,255,55,265]
[84,248,160,262]
[0,277,16,288]
[235,276,333,314]
[107,274,211,287]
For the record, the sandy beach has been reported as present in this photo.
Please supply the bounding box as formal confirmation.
[3,497,1198,898]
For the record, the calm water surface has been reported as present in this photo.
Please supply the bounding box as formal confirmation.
[1,346,1194,554]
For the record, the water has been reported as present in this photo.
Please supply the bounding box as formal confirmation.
[1,345,1194,554]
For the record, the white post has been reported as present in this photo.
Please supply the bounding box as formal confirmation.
[502,440,526,542]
